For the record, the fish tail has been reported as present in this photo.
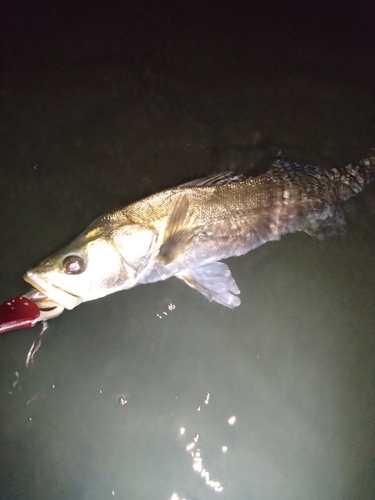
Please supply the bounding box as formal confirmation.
[328,151,375,201]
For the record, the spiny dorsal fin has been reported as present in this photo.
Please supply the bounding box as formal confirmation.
[158,194,194,264]
[178,171,248,188]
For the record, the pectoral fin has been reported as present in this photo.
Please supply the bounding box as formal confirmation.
[158,194,194,264]
[176,262,241,308]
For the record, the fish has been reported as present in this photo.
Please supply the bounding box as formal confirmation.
[24,153,375,310]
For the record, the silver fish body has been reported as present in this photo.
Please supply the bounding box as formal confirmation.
[24,154,375,309]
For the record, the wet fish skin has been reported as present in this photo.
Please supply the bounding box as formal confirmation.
[24,153,375,310]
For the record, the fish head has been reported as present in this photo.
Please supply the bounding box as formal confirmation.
[23,220,156,310]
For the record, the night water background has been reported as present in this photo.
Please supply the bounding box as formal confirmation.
[1,1,375,499]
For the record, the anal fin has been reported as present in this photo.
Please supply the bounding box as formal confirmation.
[303,208,346,240]
[176,262,241,308]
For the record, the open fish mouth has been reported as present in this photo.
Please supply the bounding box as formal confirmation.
[23,271,82,310]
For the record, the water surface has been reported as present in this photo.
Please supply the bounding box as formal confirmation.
[1,2,374,499]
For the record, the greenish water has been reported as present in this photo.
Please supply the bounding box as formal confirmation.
[1,2,374,499]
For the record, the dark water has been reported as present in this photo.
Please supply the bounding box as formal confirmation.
[1,1,375,499]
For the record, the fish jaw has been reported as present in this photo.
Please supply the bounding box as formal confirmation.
[24,270,83,310]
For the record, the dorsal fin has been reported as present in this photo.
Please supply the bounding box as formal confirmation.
[178,171,248,188]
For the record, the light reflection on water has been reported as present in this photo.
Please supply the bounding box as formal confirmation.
[157,302,177,319]
[170,392,239,497]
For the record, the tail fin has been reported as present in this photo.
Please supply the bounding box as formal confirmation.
[328,152,375,201]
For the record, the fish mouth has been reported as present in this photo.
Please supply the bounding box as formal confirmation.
[23,271,83,310]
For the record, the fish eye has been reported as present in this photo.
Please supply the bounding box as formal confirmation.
[62,255,86,274]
